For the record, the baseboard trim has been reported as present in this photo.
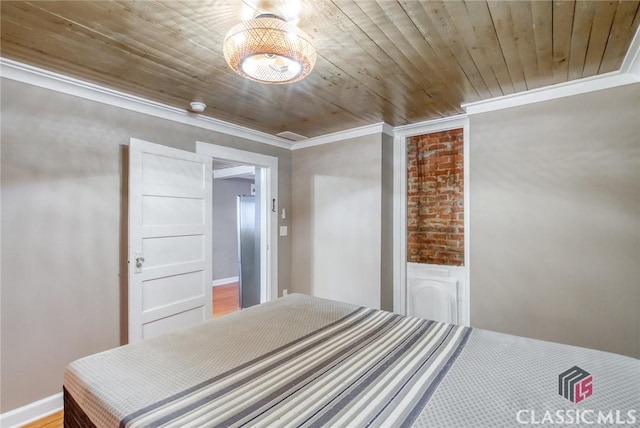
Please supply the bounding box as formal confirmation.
[0,392,63,428]
[212,276,239,287]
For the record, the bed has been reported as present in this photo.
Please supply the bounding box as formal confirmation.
[64,294,639,427]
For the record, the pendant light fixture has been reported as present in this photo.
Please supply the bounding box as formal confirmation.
[223,13,316,84]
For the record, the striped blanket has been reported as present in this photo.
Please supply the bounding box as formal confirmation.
[65,294,639,427]
[120,307,470,427]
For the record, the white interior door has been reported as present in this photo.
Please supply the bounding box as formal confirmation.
[128,138,212,343]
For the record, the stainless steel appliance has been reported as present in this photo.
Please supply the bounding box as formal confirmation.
[237,195,261,308]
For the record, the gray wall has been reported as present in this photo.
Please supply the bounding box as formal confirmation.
[212,178,253,280]
[0,78,292,412]
[292,134,384,309]
[380,133,394,311]
[470,83,640,358]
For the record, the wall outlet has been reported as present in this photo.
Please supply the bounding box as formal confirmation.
[283,289,288,296]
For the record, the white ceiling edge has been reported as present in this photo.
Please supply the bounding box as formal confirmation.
[291,122,394,150]
[0,57,293,150]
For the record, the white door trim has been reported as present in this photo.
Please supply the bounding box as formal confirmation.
[462,120,471,324]
[196,142,279,303]
[393,117,470,324]
[392,134,407,315]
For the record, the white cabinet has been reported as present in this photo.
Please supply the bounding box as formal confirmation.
[407,263,468,325]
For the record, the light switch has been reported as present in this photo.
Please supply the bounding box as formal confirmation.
[279,226,288,236]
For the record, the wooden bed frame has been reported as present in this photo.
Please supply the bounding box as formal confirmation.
[63,387,96,428]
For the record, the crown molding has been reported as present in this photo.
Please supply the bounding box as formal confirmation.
[393,114,468,138]
[621,20,640,77]
[381,122,395,137]
[3,34,640,153]
[462,70,639,116]
[463,25,640,116]
[291,122,392,150]
[0,58,293,150]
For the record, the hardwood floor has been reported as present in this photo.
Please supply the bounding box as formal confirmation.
[212,282,240,318]
[22,410,63,428]
[25,284,239,427]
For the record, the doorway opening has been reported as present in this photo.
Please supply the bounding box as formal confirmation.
[211,160,262,317]
[196,141,279,318]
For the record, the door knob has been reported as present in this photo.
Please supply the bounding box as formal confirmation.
[135,256,145,268]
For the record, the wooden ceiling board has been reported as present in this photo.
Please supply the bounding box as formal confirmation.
[392,1,478,103]
[443,0,514,96]
[568,1,596,81]
[582,1,618,77]
[600,0,640,73]
[443,0,505,97]
[530,0,554,87]
[396,1,483,101]
[1,0,639,139]
[3,3,219,95]
[421,0,498,99]
[551,0,576,83]
[351,1,464,113]
[508,1,540,87]
[487,1,529,91]
[313,0,445,121]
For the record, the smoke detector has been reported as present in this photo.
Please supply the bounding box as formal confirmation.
[190,101,206,113]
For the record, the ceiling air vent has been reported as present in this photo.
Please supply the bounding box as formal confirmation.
[276,131,308,141]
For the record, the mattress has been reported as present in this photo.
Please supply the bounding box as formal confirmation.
[64,294,639,427]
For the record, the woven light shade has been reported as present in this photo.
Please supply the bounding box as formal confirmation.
[223,14,316,84]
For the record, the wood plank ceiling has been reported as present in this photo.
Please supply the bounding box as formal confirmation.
[2,1,639,139]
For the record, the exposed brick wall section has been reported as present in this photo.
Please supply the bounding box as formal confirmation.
[407,129,464,266]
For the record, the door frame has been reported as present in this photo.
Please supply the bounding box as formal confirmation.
[196,141,279,303]
[392,116,471,325]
